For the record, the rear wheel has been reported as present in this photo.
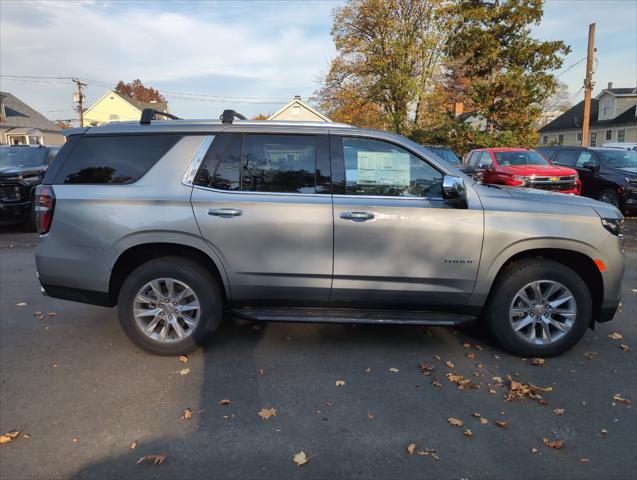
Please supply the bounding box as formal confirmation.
[485,259,591,357]
[117,257,223,355]
[598,189,620,208]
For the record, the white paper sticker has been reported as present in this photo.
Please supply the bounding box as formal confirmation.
[356,151,411,186]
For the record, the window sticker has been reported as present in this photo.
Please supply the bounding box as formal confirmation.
[356,151,410,186]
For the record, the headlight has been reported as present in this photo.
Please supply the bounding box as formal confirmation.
[601,218,624,236]
[513,175,527,185]
[626,177,637,187]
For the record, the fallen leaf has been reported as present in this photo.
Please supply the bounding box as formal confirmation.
[553,408,565,416]
[531,448,539,454]
[419,363,435,375]
[580,458,589,463]
[179,368,190,375]
[258,408,277,420]
[335,380,346,387]
[506,376,552,404]
[130,441,137,449]
[489,389,496,395]
[179,355,189,363]
[462,342,471,349]
[406,442,416,455]
[445,361,455,369]
[15,302,27,307]
[531,358,545,366]
[365,367,372,373]
[47,312,57,317]
[137,454,166,465]
[619,344,630,352]
[218,399,231,406]
[608,332,623,340]
[416,449,439,460]
[446,373,479,390]
[22,433,30,439]
[367,412,375,420]
[612,394,631,405]
[492,376,503,383]
[181,408,193,420]
[495,420,508,428]
[583,351,597,360]
[480,417,488,425]
[33,311,44,320]
[466,352,476,360]
[293,451,309,466]
[475,345,484,351]
[448,417,464,427]
[432,378,442,388]
[324,401,333,407]
[542,438,564,449]
[389,367,399,373]
[434,354,442,361]
[0,430,22,444]
[258,368,265,375]
[600,428,608,435]
[463,429,473,437]
[472,412,481,418]
[73,438,79,443]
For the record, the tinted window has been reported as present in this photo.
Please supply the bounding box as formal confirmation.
[575,151,594,168]
[242,135,316,193]
[427,147,461,166]
[194,134,241,190]
[597,149,637,169]
[54,135,181,184]
[0,147,48,168]
[494,151,547,166]
[554,149,579,167]
[343,137,442,197]
[478,152,493,169]
[536,148,556,161]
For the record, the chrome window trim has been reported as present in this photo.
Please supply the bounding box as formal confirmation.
[181,135,215,186]
[191,184,328,198]
[333,194,445,201]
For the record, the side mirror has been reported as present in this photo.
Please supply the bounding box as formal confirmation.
[582,161,599,172]
[442,175,467,207]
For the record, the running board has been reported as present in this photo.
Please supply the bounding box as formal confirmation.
[230,307,476,326]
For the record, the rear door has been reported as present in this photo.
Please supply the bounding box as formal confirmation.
[191,132,333,304]
[330,134,483,308]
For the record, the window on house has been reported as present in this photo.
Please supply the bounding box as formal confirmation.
[606,130,612,141]
[590,132,597,147]
[558,134,564,145]
[602,99,613,117]
[618,129,626,142]
[542,135,548,144]
[577,133,582,143]
[291,105,302,116]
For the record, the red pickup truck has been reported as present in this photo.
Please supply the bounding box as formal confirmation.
[465,147,581,195]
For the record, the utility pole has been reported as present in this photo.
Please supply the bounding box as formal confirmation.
[72,78,87,127]
[581,23,596,147]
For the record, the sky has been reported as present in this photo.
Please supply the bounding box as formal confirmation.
[0,0,636,123]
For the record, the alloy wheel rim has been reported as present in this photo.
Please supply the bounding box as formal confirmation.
[133,278,201,343]
[509,280,576,345]
[600,192,618,206]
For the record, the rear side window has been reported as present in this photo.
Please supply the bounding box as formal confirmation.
[242,135,317,194]
[554,149,578,167]
[54,135,181,184]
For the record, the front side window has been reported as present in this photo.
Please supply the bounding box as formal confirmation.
[54,135,181,184]
[575,151,593,167]
[478,152,493,169]
[242,135,317,194]
[342,137,442,197]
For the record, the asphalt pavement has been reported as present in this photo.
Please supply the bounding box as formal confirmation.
[0,222,636,480]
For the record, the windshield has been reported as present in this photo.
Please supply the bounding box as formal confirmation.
[427,147,462,165]
[0,148,49,168]
[494,150,548,166]
[597,150,637,169]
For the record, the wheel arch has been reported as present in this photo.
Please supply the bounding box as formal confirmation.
[109,242,231,306]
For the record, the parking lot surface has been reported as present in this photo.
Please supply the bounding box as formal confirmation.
[0,221,636,479]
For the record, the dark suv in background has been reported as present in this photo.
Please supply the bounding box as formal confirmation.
[537,146,637,215]
[0,145,60,229]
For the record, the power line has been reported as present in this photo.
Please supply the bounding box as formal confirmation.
[555,57,587,79]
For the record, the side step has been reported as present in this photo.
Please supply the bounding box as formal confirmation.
[230,307,476,326]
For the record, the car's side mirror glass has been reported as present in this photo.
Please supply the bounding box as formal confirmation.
[442,175,467,208]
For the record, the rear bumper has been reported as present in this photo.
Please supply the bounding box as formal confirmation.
[598,301,620,323]
[39,282,113,307]
[621,188,637,215]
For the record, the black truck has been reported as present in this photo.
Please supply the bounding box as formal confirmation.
[0,145,60,230]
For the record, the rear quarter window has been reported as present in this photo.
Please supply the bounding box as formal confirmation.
[53,135,182,184]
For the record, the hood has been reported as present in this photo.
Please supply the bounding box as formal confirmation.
[616,167,637,176]
[501,185,602,207]
[499,164,577,176]
[0,165,46,179]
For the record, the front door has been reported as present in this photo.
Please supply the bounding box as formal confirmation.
[573,150,600,197]
[191,132,333,304]
[330,135,484,308]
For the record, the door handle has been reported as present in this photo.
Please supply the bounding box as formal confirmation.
[340,211,374,221]
[208,208,242,217]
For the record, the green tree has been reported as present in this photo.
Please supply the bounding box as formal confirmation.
[315,0,448,133]
[445,0,570,144]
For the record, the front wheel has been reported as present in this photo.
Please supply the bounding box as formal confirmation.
[117,257,223,355]
[485,259,591,357]
[597,189,620,208]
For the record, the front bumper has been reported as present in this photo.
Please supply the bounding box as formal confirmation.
[621,187,637,215]
[0,201,30,225]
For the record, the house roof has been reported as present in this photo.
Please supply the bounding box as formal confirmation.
[598,87,637,97]
[0,91,61,132]
[539,97,636,133]
[267,96,330,122]
[116,92,168,113]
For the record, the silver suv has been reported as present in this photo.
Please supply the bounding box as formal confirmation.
[34,110,625,357]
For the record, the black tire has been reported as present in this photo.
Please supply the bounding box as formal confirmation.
[484,259,592,357]
[117,257,223,355]
[597,189,620,208]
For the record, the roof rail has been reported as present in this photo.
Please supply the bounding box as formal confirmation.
[220,109,246,124]
[140,108,181,125]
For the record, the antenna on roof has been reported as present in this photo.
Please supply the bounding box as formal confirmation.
[220,109,246,124]
[140,108,180,125]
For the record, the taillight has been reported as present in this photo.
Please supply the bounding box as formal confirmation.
[35,185,55,234]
